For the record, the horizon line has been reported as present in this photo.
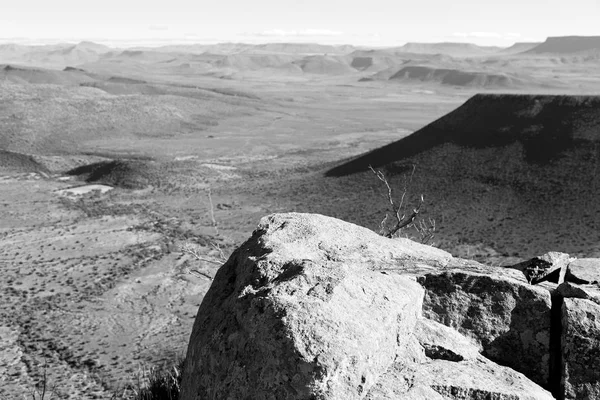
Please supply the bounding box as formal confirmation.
[0,37,552,50]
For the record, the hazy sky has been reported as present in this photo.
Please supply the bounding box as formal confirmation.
[1,0,599,47]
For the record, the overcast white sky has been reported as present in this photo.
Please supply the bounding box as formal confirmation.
[1,0,599,47]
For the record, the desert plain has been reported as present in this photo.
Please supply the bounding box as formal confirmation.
[1,37,600,398]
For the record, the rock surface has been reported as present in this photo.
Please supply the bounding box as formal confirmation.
[181,213,436,400]
[419,269,552,386]
[566,258,600,284]
[562,298,600,400]
[366,359,554,400]
[414,318,482,362]
[557,282,600,306]
[180,213,592,400]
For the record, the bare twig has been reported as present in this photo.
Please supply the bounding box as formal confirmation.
[31,359,56,400]
[207,188,218,236]
[180,243,222,265]
[210,242,226,261]
[369,165,424,238]
[188,268,215,280]
[414,217,436,245]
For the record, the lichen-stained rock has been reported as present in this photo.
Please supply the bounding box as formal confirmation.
[366,358,554,400]
[566,258,600,284]
[562,298,600,400]
[180,213,445,400]
[419,270,552,386]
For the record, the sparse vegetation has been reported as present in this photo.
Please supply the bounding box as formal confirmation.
[179,188,228,278]
[112,358,184,400]
[30,361,56,400]
[369,164,435,243]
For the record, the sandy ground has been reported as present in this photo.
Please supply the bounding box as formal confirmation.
[0,174,220,398]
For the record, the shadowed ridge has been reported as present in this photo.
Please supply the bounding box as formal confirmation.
[389,66,521,87]
[66,159,160,189]
[326,94,600,177]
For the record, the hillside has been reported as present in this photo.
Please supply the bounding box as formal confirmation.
[328,94,600,175]
[527,36,600,54]
[497,42,542,54]
[309,94,600,260]
[0,41,109,68]
[0,65,97,85]
[0,81,268,157]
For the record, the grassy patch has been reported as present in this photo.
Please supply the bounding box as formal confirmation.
[112,358,184,400]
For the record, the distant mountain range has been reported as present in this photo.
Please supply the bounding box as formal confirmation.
[1,36,600,62]
[1,36,598,88]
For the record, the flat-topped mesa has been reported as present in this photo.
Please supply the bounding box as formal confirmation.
[327,94,600,176]
[526,36,600,54]
[177,213,600,399]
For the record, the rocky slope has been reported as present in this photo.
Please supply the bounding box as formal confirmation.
[181,213,600,399]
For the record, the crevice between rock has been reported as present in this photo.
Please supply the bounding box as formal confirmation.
[549,292,564,400]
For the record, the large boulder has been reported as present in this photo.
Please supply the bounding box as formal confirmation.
[180,213,558,399]
[180,213,445,400]
[562,298,600,400]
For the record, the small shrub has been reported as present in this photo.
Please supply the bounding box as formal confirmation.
[114,358,184,400]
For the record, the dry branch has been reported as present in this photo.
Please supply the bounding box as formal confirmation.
[180,243,223,266]
[207,188,218,236]
[369,165,425,238]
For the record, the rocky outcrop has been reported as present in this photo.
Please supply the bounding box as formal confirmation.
[565,258,600,284]
[419,269,552,385]
[180,213,443,400]
[557,282,600,306]
[562,298,600,400]
[181,213,600,400]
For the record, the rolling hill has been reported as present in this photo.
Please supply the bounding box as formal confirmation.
[0,41,111,68]
[0,81,267,158]
[0,65,98,85]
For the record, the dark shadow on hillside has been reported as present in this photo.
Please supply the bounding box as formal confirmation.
[326,94,600,177]
[66,160,160,189]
